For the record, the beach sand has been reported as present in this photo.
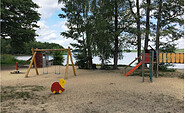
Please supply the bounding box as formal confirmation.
[1,66,184,113]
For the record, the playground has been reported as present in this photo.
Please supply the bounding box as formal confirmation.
[1,65,184,113]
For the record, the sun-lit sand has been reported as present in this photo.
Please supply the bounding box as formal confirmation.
[1,66,184,113]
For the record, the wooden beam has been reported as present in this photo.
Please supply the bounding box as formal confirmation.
[69,47,77,76]
[25,52,37,77]
[32,48,39,75]
[35,49,69,51]
[64,48,70,79]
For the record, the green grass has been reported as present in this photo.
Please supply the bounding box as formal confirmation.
[175,49,184,53]
[123,50,137,52]
[1,85,45,102]
[0,54,26,65]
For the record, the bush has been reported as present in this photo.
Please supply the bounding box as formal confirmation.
[51,47,65,65]
[0,54,25,65]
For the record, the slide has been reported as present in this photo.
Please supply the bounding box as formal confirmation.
[124,61,142,76]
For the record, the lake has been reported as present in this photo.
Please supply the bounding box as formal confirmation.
[15,52,184,69]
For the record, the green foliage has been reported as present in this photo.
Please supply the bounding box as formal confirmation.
[1,0,40,54]
[175,49,184,53]
[59,0,134,69]
[75,52,89,69]
[0,54,25,65]
[51,46,65,65]
[1,39,64,55]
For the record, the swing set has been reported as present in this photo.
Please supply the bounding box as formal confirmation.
[25,47,76,79]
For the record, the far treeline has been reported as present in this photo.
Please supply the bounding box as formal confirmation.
[1,39,64,55]
[58,0,183,69]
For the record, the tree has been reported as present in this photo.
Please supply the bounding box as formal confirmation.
[59,0,94,69]
[91,0,114,69]
[152,0,183,70]
[1,0,40,54]
[111,0,134,69]
[155,0,162,55]
[128,0,142,64]
[144,0,151,50]
[51,46,65,65]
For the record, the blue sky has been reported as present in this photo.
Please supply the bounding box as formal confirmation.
[32,0,184,49]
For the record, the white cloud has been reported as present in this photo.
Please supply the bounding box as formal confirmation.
[31,1,76,48]
[52,20,69,31]
[35,20,75,48]
[33,0,63,19]
[175,38,184,49]
[50,37,77,48]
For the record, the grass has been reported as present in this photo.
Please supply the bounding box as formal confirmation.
[175,49,184,53]
[1,54,26,65]
[1,85,45,102]
[123,50,138,52]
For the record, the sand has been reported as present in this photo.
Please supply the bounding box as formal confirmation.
[1,66,184,113]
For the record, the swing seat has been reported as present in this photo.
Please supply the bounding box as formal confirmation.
[55,72,60,75]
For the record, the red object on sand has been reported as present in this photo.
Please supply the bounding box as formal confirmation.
[16,62,18,70]
[51,82,65,94]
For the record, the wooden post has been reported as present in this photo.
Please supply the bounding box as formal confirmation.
[25,52,37,77]
[156,51,159,78]
[32,48,39,75]
[142,51,145,82]
[64,47,70,79]
[68,47,77,76]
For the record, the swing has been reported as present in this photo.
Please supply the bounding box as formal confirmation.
[54,55,61,75]
[55,65,61,75]
[25,47,77,79]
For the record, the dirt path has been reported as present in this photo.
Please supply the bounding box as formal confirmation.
[1,66,184,113]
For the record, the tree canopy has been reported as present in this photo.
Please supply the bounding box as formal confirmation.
[1,0,40,54]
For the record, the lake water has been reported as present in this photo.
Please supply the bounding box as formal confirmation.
[15,52,184,69]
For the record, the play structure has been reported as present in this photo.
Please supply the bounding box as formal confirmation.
[124,47,184,82]
[25,47,76,79]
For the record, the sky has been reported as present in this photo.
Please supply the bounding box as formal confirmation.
[32,0,75,48]
[32,0,184,49]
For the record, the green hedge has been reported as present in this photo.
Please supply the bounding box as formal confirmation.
[1,54,25,65]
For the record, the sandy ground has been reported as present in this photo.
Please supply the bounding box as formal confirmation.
[1,66,184,113]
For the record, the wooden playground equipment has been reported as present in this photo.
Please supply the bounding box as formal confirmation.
[25,46,76,79]
[124,48,184,82]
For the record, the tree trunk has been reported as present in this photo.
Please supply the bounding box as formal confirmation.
[86,30,93,69]
[113,0,118,69]
[156,0,162,54]
[144,0,150,50]
[155,0,162,73]
[136,0,141,65]
[101,48,105,69]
